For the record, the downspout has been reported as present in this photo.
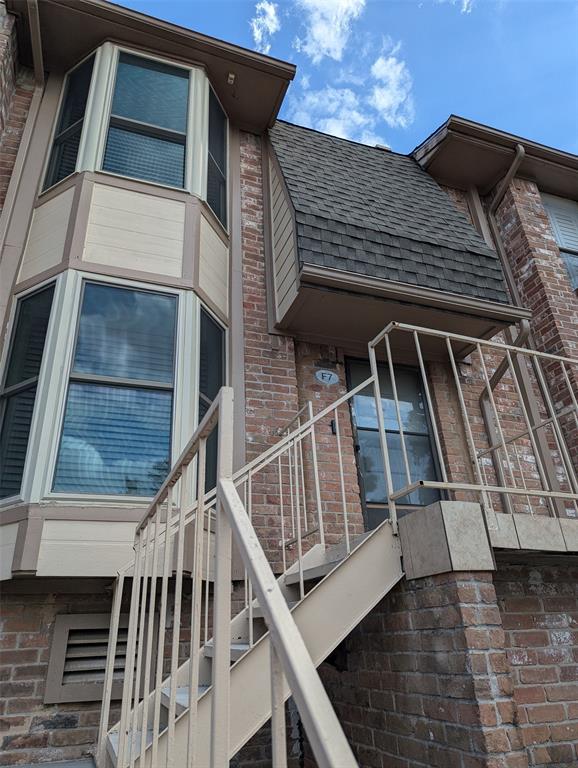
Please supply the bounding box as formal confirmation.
[482,143,565,517]
[0,0,44,334]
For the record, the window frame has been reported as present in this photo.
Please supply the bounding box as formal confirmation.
[345,357,443,526]
[50,280,180,498]
[40,43,228,226]
[0,278,60,508]
[206,86,229,228]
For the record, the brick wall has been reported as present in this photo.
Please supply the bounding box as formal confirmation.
[318,571,528,768]
[0,586,118,767]
[496,562,578,767]
[0,6,34,216]
[494,179,578,466]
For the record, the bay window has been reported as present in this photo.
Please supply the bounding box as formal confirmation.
[52,283,177,496]
[42,45,228,218]
[0,285,55,499]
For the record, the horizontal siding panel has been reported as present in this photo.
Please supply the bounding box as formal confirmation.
[19,187,75,282]
[198,215,229,317]
[82,184,185,278]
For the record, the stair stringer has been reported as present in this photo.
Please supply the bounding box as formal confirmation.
[137,520,403,767]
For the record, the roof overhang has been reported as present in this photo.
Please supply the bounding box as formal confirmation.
[413,115,578,198]
[7,0,296,133]
[278,265,531,360]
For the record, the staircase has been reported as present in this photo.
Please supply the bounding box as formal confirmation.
[97,322,578,768]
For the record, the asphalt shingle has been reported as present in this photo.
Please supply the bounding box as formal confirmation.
[269,121,511,305]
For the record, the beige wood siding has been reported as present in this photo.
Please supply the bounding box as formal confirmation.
[18,187,75,283]
[82,184,185,277]
[0,523,18,580]
[36,520,137,577]
[198,214,229,318]
[269,157,298,321]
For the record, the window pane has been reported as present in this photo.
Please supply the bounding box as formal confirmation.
[4,286,55,388]
[0,388,37,499]
[45,126,83,188]
[207,157,227,227]
[53,383,172,496]
[73,284,177,384]
[357,430,439,507]
[44,56,94,189]
[199,309,224,401]
[349,361,429,433]
[561,251,578,291]
[208,89,226,173]
[57,56,94,133]
[103,126,185,188]
[112,53,188,133]
[199,398,218,493]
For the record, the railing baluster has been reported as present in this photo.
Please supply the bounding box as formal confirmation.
[445,337,493,521]
[117,533,143,768]
[248,471,254,648]
[293,437,305,600]
[414,331,448,483]
[278,455,287,572]
[211,389,234,768]
[531,356,578,496]
[384,334,412,488]
[188,437,207,767]
[167,471,188,767]
[333,406,350,553]
[505,349,557,517]
[151,491,174,768]
[288,440,296,541]
[97,570,125,766]
[204,504,212,645]
[368,342,398,533]
[298,428,309,533]
[308,402,325,546]
[130,522,151,768]
[560,361,578,428]
[138,509,160,767]
[270,644,287,768]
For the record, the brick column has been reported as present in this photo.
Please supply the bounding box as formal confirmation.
[319,572,528,768]
[494,179,578,466]
[0,5,34,215]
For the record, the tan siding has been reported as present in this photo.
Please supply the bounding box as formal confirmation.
[82,184,185,277]
[198,214,229,318]
[269,158,298,320]
[18,187,75,282]
[36,520,136,577]
[0,522,18,580]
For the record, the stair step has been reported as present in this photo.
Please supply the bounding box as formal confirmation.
[204,641,250,661]
[108,728,155,760]
[252,602,297,618]
[161,684,209,713]
[284,558,341,586]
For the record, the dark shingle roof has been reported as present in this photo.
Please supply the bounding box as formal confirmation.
[269,121,511,305]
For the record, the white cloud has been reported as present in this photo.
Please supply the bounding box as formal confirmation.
[294,0,366,64]
[250,1,281,54]
[287,86,386,146]
[369,54,415,129]
[437,0,475,13]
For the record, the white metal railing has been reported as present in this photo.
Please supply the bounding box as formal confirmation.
[96,387,357,768]
[368,322,578,531]
[97,323,577,768]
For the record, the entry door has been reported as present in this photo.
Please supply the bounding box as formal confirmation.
[347,360,440,530]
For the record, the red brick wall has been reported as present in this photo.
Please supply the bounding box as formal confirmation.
[0,8,34,215]
[318,572,528,768]
[494,179,578,466]
[495,563,578,767]
[0,586,118,767]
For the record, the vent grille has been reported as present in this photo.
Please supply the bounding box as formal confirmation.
[63,627,130,686]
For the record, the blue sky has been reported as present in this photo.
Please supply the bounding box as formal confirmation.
[118,0,578,154]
